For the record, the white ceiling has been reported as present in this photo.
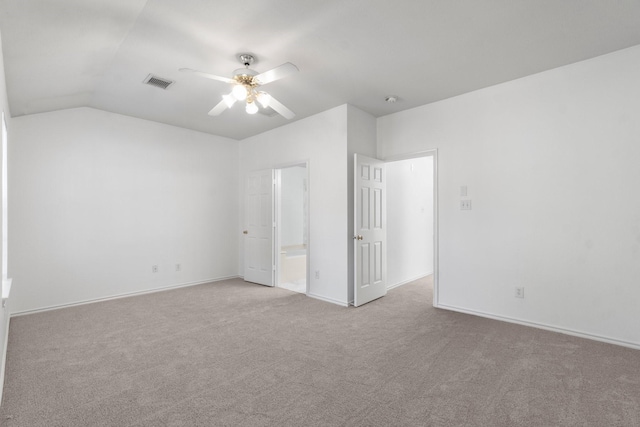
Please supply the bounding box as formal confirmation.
[2,0,640,140]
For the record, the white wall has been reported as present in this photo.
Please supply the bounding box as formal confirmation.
[378,45,640,348]
[9,107,239,313]
[280,165,306,248]
[346,105,377,303]
[386,156,433,287]
[0,25,12,404]
[239,105,349,306]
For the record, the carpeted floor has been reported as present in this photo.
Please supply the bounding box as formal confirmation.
[1,277,639,426]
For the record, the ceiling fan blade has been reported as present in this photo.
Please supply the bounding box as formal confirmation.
[208,99,229,116]
[179,68,234,84]
[267,95,296,120]
[254,62,299,85]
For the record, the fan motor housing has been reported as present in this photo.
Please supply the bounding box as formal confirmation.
[233,68,258,78]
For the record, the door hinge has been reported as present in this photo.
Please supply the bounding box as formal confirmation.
[272,265,276,271]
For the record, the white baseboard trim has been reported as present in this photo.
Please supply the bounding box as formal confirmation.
[0,311,10,406]
[436,303,640,351]
[387,272,433,291]
[307,292,349,307]
[11,275,240,317]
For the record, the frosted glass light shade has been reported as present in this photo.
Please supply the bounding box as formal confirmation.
[222,94,236,108]
[232,84,247,100]
[257,92,271,108]
[245,101,258,114]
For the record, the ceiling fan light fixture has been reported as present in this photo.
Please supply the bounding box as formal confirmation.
[245,101,259,114]
[232,84,247,100]
[181,53,298,119]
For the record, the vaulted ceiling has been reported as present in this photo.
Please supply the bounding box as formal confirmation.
[2,0,640,140]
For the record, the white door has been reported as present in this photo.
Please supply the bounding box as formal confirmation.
[354,154,387,306]
[244,169,274,286]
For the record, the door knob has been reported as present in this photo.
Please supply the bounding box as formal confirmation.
[243,230,248,234]
[353,235,363,240]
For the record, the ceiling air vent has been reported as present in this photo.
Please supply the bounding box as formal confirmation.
[143,74,174,90]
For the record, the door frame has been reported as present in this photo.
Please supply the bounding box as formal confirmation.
[382,149,439,307]
[273,161,310,294]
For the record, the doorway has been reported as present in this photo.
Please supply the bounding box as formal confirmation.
[352,151,437,307]
[384,151,437,303]
[275,163,309,294]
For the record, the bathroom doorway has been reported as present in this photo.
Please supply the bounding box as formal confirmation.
[275,163,308,294]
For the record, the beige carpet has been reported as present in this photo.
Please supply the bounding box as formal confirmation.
[1,277,639,426]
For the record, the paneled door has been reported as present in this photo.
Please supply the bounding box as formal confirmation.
[354,154,387,306]
[244,169,274,286]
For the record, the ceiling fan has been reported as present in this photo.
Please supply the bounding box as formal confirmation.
[180,54,298,119]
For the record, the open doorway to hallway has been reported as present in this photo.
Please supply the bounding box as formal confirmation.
[386,154,435,293]
[275,163,308,294]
